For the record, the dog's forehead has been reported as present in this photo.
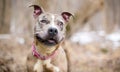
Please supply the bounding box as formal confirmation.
[38,13,64,22]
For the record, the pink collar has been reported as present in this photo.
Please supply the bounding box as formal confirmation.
[32,43,58,60]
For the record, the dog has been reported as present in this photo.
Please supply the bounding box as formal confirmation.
[26,5,72,72]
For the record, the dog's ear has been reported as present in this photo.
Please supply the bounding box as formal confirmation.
[29,5,43,18]
[61,12,73,22]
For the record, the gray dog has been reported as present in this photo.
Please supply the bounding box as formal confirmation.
[27,5,72,72]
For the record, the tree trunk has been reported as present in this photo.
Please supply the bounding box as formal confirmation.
[0,0,11,34]
[104,0,120,33]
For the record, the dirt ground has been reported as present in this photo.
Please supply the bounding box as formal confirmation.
[0,35,32,72]
[0,35,120,72]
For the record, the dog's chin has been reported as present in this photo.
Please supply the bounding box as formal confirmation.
[35,35,59,46]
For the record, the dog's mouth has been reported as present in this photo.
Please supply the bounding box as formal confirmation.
[35,34,58,46]
[45,38,57,46]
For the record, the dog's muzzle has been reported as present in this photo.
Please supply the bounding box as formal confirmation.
[35,33,58,46]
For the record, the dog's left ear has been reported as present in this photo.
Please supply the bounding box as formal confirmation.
[29,5,43,18]
[61,12,73,22]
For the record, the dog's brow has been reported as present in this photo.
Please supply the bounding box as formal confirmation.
[51,15,55,26]
[51,15,55,21]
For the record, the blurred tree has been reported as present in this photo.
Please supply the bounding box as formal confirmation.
[0,0,11,34]
[104,0,120,33]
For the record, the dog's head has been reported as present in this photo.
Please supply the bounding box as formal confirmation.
[31,5,72,46]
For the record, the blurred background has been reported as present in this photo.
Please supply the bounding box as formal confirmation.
[0,0,120,72]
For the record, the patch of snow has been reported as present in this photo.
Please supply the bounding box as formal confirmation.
[16,37,25,45]
[106,32,120,48]
[98,30,106,36]
[106,32,120,42]
[70,31,120,49]
[0,34,11,39]
[70,31,98,45]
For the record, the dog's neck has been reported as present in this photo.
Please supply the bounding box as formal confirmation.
[35,41,59,56]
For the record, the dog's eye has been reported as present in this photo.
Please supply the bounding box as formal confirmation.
[41,20,49,24]
[58,22,63,30]
[58,22,63,26]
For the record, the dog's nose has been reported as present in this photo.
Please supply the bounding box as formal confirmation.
[48,28,58,36]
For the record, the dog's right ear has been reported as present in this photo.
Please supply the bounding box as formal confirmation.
[29,5,43,18]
